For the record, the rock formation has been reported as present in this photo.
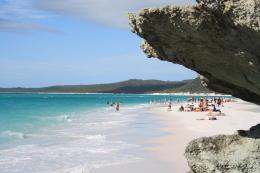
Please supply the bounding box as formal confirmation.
[129,0,260,105]
[129,0,260,172]
[185,124,260,173]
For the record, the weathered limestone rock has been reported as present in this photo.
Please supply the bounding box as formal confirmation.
[129,0,260,105]
[185,124,260,173]
[129,0,260,172]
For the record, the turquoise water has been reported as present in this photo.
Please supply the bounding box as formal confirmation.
[0,93,189,135]
[0,93,224,173]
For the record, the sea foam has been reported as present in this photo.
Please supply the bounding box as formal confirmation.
[0,105,145,173]
[1,130,27,139]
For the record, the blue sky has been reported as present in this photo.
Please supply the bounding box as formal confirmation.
[0,0,196,87]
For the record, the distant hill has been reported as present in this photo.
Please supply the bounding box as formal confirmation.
[162,78,212,93]
[0,78,213,94]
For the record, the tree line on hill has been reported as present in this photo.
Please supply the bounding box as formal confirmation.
[0,78,212,94]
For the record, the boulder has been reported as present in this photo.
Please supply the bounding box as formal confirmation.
[185,124,260,173]
[128,0,260,105]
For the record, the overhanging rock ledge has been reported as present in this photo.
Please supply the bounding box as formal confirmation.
[129,0,260,172]
[129,0,260,105]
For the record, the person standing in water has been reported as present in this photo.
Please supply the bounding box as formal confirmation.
[116,102,120,111]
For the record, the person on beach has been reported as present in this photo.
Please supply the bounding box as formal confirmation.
[168,101,172,111]
[217,98,222,108]
[110,102,115,107]
[179,105,184,112]
[116,102,120,111]
[197,111,217,120]
[213,104,221,112]
[199,99,204,111]
[221,98,224,107]
[207,112,217,120]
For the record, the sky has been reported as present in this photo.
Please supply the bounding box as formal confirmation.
[0,0,196,87]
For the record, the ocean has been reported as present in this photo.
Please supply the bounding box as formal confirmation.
[0,93,209,173]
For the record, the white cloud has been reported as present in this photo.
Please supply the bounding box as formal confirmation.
[0,0,47,19]
[0,0,196,31]
[36,0,195,28]
[0,0,52,32]
[0,18,57,33]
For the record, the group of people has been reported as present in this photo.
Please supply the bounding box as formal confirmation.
[178,97,229,113]
[107,101,120,111]
[149,99,173,111]
[107,97,231,114]
[148,97,229,113]
[178,97,230,120]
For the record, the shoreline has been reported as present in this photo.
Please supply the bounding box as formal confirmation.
[2,93,257,173]
[91,100,260,173]
[150,92,232,96]
[0,92,232,97]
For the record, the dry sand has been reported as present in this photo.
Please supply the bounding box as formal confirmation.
[147,100,260,172]
[91,100,260,173]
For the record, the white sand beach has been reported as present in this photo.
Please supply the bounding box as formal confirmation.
[92,100,260,173]
[146,100,260,172]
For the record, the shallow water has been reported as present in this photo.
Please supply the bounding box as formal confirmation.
[0,93,218,173]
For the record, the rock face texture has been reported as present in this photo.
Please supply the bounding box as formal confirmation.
[129,0,260,172]
[185,124,260,173]
[129,0,260,105]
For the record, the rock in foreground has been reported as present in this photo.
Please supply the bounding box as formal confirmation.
[129,0,260,105]
[185,124,260,173]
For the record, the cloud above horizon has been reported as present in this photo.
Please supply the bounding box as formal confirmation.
[0,0,53,32]
[37,0,195,28]
[0,0,197,86]
[0,0,195,32]
[0,0,44,19]
[0,18,58,33]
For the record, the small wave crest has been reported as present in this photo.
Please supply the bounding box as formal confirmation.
[33,114,72,122]
[85,134,106,140]
[0,130,27,139]
[68,134,106,141]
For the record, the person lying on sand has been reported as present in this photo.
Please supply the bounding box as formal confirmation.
[184,104,194,112]
[196,111,217,120]
[202,110,226,119]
